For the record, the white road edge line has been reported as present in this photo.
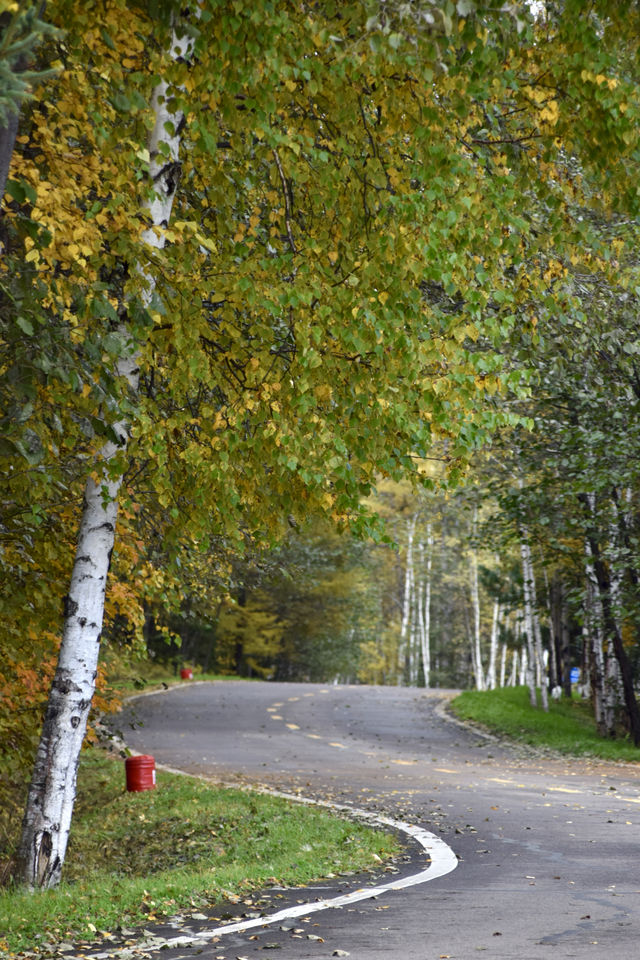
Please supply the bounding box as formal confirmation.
[129,762,458,951]
[105,688,458,954]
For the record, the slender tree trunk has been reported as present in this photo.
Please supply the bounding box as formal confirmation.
[486,601,500,690]
[399,515,416,685]
[578,493,640,746]
[583,546,609,733]
[0,103,21,206]
[519,530,548,710]
[540,561,559,689]
[520,537,538,708]
[519,644,528,687]
[509,646,518,687]
[469,508,485,690]
[417,526,433,688]
[16,27,192,888]
[499,640,507,688]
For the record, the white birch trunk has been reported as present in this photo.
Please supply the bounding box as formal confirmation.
[17,26,192,889]
[416,527,433,688]
[520,531,547,709]
[540,560,559,690]
[499,640,507,688]
[399,515,416,685]
[469,507,485,690]
[510,647,518,687]
[584,494,622,732]
[486,600,500,690]
[519,644,528,687]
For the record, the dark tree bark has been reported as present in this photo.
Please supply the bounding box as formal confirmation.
[579,494,640,746]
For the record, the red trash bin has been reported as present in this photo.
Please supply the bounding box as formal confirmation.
[180,667,193,680]
[125,754,156,792]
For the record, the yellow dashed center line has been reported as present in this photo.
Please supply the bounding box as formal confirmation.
[307,734,322,740]
[329,742,348,749]
[434,768,458,774]
[270,714,283,720]
[286,723,300,730]
[287,697,300,702]
[548,787,583,795]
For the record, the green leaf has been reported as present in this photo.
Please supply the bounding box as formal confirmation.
[16,315,34,336]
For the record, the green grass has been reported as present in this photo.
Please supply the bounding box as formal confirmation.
[107,661,252,698]
[451,686,640,763]
[0,750,400,953]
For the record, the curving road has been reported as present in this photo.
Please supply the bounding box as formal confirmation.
[117,681,640,960]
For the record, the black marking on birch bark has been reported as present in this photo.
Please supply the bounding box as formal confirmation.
[35,830,52,886]
[107,546,113,570]
[78,617,87,628]
[63,595,78,618]
[154,159,182,194]
[53,676,82,695]
[77,554,92,564]
[70,716,81,728]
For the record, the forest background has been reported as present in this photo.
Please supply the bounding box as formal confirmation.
[2,0,640,887]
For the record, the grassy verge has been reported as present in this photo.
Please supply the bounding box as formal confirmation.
[0,750,400,953]
[451,686,640,763]
[106,659,251,698]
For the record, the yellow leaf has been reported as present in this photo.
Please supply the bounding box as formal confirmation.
[314,384,333,402]
[539,100,559,126]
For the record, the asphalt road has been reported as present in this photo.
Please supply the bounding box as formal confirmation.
[116,681,640,960]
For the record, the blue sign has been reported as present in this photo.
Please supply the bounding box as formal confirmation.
[570,667,580,684]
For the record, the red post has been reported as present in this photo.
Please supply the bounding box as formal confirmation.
[125,755,156,792]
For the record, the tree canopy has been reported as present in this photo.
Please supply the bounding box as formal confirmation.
[3,0,640,886]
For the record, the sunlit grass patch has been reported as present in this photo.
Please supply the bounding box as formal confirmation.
[451,686,640,762]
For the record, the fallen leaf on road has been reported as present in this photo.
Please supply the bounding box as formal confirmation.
[308,934,324,941]
[333,951,350,957]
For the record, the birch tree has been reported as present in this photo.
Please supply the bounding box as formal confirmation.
[16,16,194,889]
[469,541,485,691]
[416,527,434,688]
